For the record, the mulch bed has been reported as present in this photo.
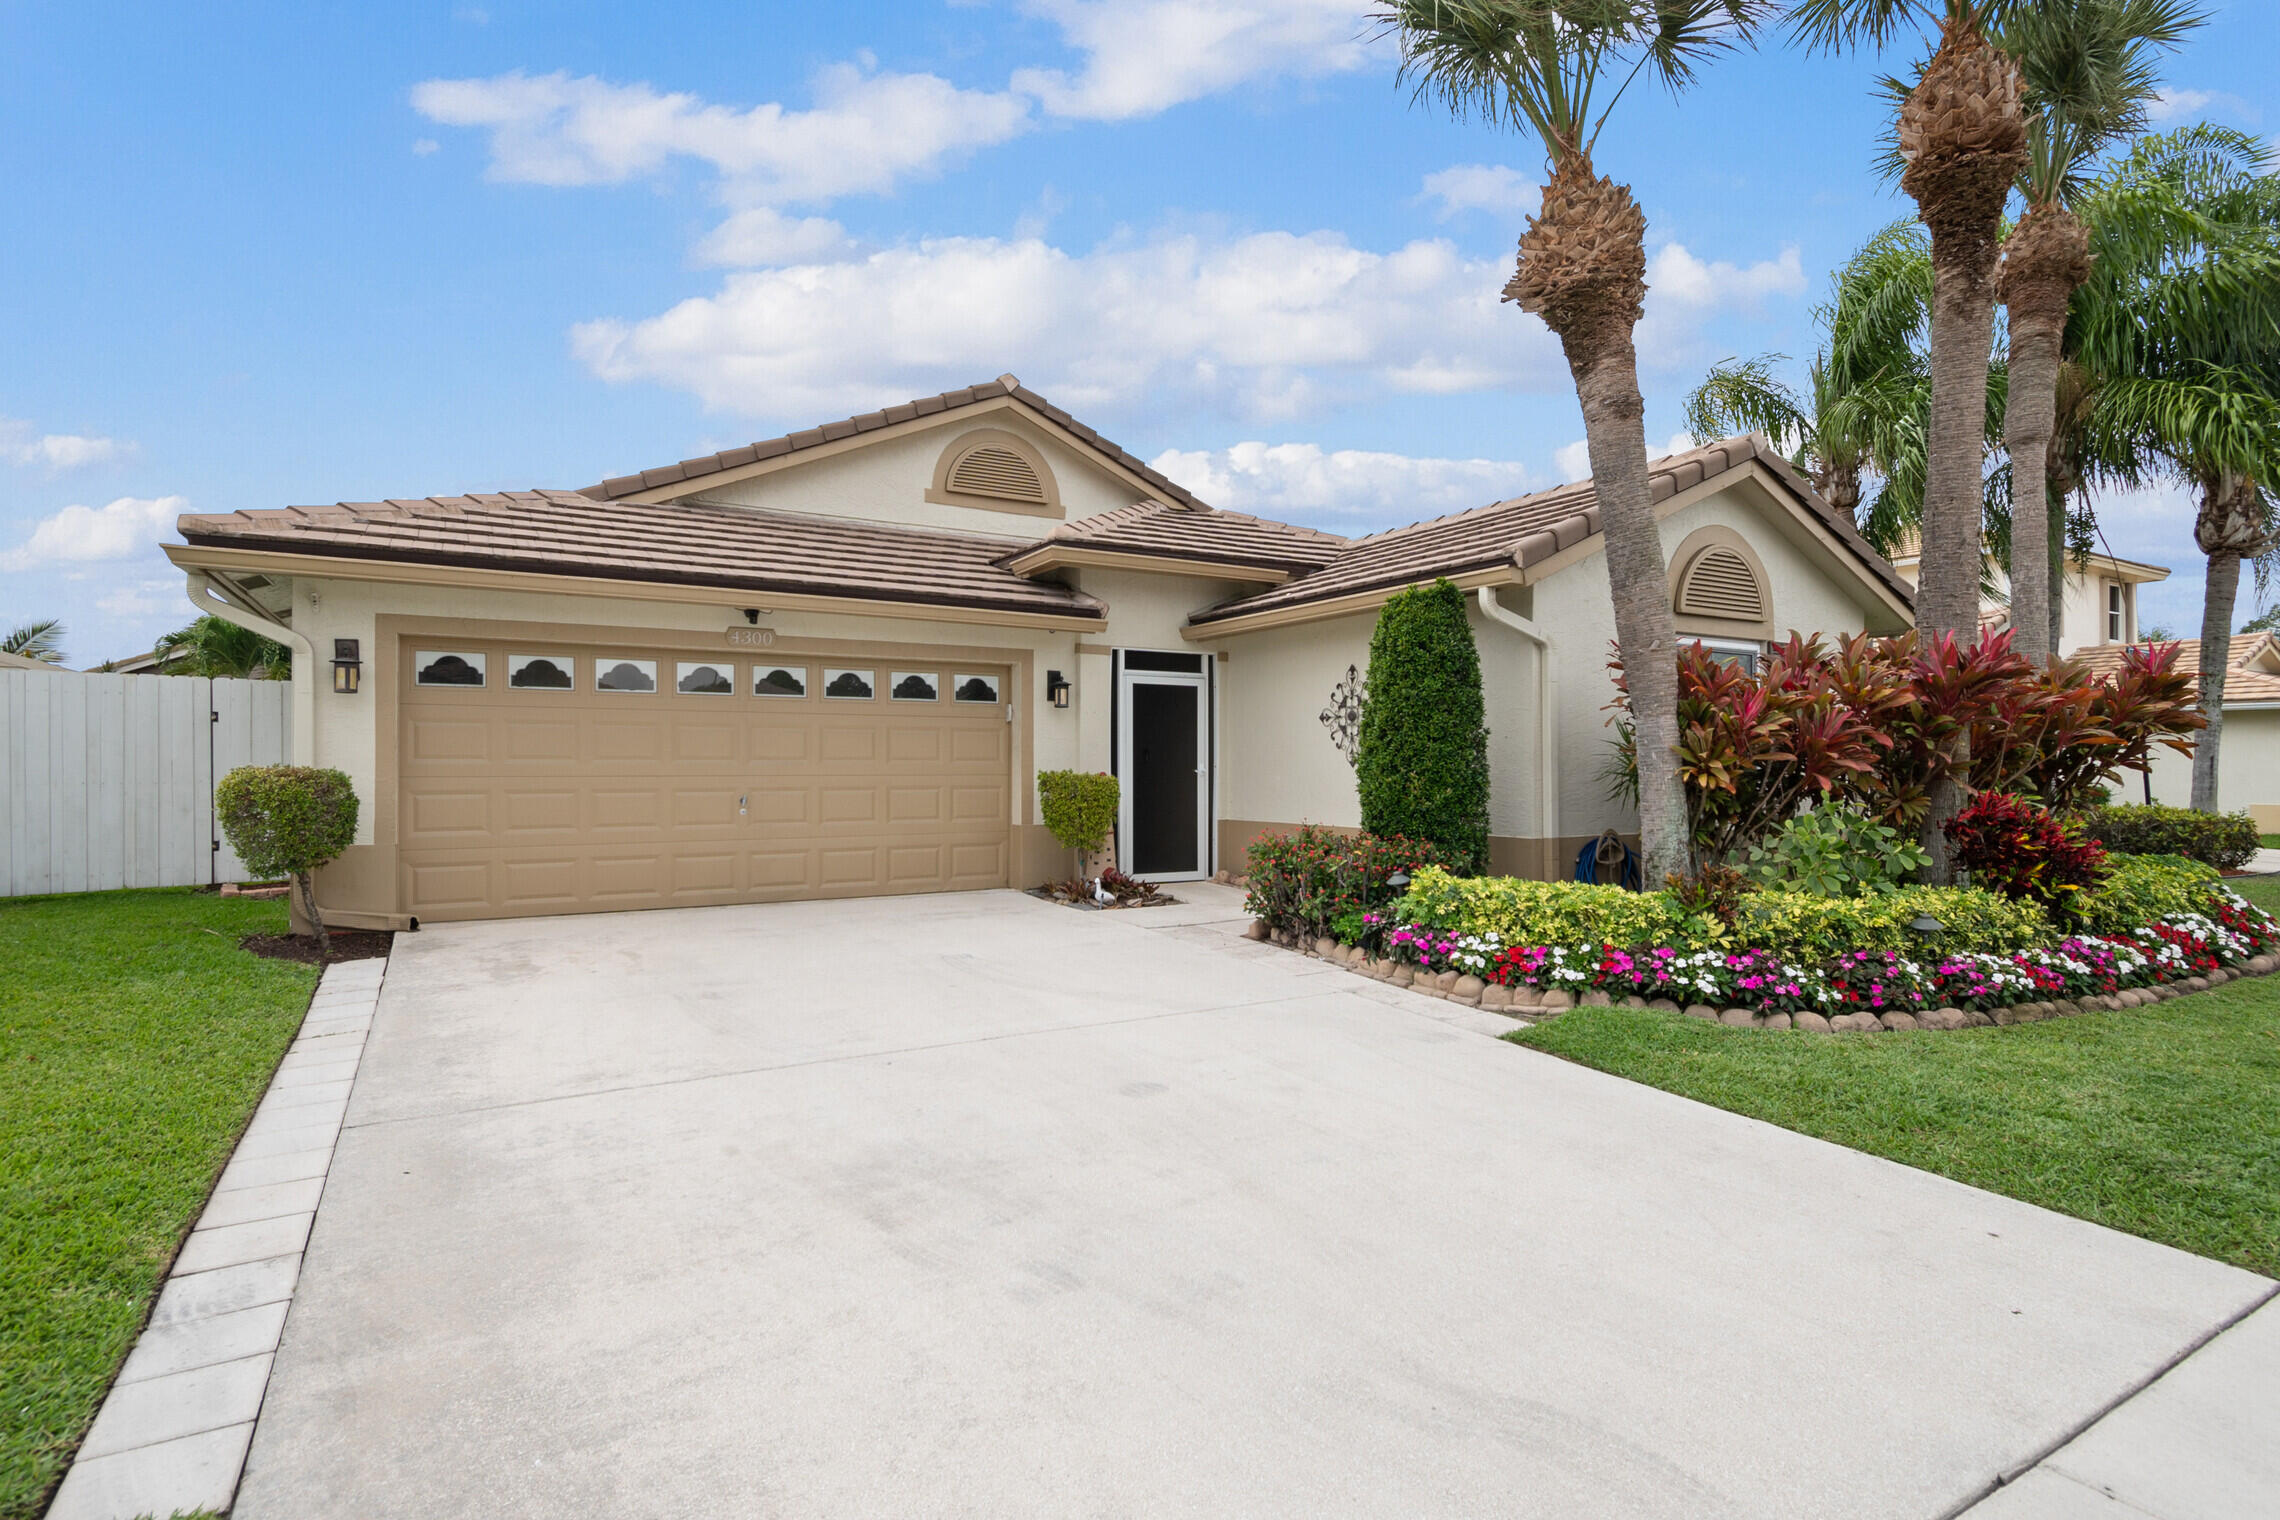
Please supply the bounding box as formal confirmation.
[240,930,394,966]
[1028,879,1180,910]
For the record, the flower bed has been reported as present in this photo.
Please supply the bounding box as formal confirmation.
[1247,864,2280,1033]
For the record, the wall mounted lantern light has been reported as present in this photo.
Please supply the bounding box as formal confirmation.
[332,638,362,695]
[1046,670,1072,709]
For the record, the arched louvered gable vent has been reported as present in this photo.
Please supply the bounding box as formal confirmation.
[1676,545,1766,622]
[947,443,1047,505]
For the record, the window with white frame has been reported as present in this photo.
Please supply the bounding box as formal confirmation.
[2108,583,2125,642]
[1689,636,1765,675]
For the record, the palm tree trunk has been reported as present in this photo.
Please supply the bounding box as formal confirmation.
[2192,547,2237,811]
[1896,18,2026,881]
[1503,161,1688,885]
[2000,204,2091,665]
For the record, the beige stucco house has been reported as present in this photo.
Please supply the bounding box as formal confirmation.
[163,376,1915,929]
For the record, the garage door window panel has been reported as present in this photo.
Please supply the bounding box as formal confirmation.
[891,672,940,701]
[824,669,875,699]
[677,661,734,695]
[754,665,807,697]
[596,658,657,693]
[508,655,574,690]
[416,651,487,687]
[954,674,1000,703]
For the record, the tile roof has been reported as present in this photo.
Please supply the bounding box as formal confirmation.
[1004,500,1347,577]
[2071,633,2280,704]
[1186,434,1912,626]
[585,374,1209,510]
[176,490,1106,622]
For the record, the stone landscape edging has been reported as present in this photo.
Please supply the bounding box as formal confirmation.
[1240,919,2280,1032]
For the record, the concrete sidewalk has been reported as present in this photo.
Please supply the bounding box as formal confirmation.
[233,886,2274,1519]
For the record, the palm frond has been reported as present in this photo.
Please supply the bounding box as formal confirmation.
[1,617,66,662]
[1682,354,1814,452]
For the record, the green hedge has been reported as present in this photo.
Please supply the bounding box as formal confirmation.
[2072,852,2222,934]
[1037,770,1118,853]
[1391,865,2049,958]
[2076,805,2261,871]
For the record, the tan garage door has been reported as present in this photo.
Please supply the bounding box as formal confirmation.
[396,640,1011,921]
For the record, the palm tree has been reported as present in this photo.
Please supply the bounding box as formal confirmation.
[1685,220,1936,548]
[2066,127,2280,808]
[2,618,66,663]
[1791,0,2029,879]
[156,615,293,679]
[1994,0,2201,663]
[1377,0,1774,886]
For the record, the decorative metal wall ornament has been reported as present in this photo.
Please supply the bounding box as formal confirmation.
[1320,664,1366,765]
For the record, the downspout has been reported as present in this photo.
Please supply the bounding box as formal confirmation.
[185,571,315,765]
[1475,586,1558,873]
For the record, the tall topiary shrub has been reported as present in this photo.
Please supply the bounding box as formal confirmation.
[215,765,359,954]
[1356,578,1490,873]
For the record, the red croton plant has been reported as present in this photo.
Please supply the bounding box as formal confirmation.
[1611,632,2203,867]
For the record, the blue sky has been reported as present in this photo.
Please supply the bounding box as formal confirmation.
[2,0,2273,665]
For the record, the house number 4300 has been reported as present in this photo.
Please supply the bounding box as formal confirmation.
[725,627,777,647]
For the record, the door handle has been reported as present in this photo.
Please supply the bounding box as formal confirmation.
[738,794,748,816]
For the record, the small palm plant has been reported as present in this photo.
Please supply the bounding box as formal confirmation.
[1375,0,1775,887]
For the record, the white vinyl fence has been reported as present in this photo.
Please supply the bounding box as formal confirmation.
[0,669,293,897]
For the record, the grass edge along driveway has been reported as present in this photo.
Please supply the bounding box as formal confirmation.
[1512,876,2280,1280]
[1,888,317,1520]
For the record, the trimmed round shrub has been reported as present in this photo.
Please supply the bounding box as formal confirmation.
[1356,578,1490,874]
[1037,769,1118,853]
[2075,804,2261,871]
[2071,852,2223,934]
[215,765,359,948]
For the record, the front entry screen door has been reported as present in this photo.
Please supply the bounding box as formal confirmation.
[1119,660,1209,879]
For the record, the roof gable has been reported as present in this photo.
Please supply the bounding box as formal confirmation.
[585,374,1210,513]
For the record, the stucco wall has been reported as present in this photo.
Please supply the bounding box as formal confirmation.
[699,411,1146,535]
[2136,709,2280,825]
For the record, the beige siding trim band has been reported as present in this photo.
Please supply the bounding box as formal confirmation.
[164,544,1106,633]
[1183,566,1521,638]
[1004,545,1294,584]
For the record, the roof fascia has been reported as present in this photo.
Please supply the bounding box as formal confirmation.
[1181,564,1522,639]
[162,543,1107,632]
[1004,543,1294,584]
[615,395,1180,511]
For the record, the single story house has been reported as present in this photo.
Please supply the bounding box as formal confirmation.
[164,376,1914,929]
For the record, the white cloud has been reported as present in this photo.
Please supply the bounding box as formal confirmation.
[3,420,125,472]
[694,208,855,267]
[2147,88,2255,125]
[1554,431,1698,482]
[410,65,1032,204]
[572,228,1565,424]
[1420,164,1537,219]
[96,580,173,618]
[0,496,186,572]
[1150,441,1538,525]
[1010,0,1376,121]
[411,137,440,156]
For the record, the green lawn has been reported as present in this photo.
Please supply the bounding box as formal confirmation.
[1512,873,2280,1279]
[0,889,317,1520]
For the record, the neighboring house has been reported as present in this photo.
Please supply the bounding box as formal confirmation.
[162,376,1912,929]
[0,650,71,673]
[1885,539,2170,655]
[2073,633,2280,831]
[86,647,171,674]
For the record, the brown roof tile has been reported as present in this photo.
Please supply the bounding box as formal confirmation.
[585,374,1209,510]
[2070,633,2280,704]
[177,490,1104,623]
[1187,434,1913,626]
[1004,500,1346,577]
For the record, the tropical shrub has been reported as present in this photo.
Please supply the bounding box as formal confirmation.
[1664,864,1754,927]
[1038,770,1118,853]
[2071,853,2221,934]
[1729,885,2048,960]
[1944,792,2109,920]
[1610,630,2205,860]
[1392,865,1703,949]
[214,765,358,952]
[1243,825,1443,943]
[1743,802,1929,896]
[1355,579,1490,873]
[2076,805,2261,871]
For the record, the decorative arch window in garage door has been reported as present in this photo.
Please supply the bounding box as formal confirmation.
[823,669,874,699]
[754,666,807,697]
[677,662,734,695]
[954,674,999,703]
[415,651,486,687]
[596,658,657,693]
[508,654,573,689]
[892,672,940,701]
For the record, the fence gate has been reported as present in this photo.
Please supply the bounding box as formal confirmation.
[0,670,293,897]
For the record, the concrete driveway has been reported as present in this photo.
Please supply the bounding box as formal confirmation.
[236,887,2271,1519]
